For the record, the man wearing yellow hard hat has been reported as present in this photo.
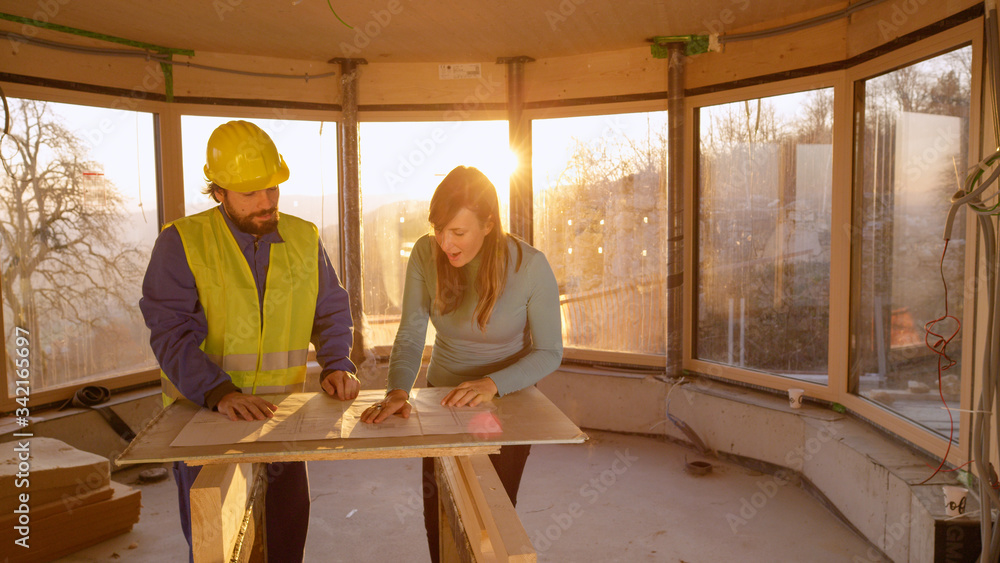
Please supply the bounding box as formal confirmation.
[139,120,357,562]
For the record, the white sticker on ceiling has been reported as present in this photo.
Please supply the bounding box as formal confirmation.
[439,63,482,80]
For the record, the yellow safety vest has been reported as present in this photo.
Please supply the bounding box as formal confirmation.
[160,207,319,406]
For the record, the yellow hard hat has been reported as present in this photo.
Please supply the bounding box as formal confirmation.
[203,120,290,192]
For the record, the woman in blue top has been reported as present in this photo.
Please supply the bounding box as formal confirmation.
[360,165,563,562]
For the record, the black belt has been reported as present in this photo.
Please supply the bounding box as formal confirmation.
[59,385,137,442]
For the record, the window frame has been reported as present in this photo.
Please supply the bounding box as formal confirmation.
[688,80,840,388]
[0,83,169,412]
[526,101,670,366]
[0,20,983,462]
[0,87,348,413]
[683,19,983,461]
[842,23,982,460]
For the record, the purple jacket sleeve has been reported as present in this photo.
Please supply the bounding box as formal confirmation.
[312,240,357,378]
[139,226,236,408]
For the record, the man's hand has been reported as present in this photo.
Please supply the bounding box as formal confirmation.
[321,370,360,400]
[442,377,498,407]
[217,392,278,421]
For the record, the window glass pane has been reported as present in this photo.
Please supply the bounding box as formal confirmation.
[696,89,834,384]
[360,121,511,349]
[852,46,971,438]
[181,116,341,263]
[1,98,158,394]
[533,112,668,354]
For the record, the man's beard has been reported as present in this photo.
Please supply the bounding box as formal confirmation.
[225,202,279,236]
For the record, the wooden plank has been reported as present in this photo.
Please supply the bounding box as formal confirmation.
[442,456,491,561]
[456,457,499,558]
[0,437,109,513]
[438,455,538,563]
[189,462,256,563]
[525,47,668,103]
[361,61,507,108]
[464,456,536,563]
[437,457,478,563]
[231,465,267,563]
[0,481,140,563]
[117,386,585,467]
[0,484,113,527]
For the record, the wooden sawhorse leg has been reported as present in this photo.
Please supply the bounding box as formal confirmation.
[190,462,268,563]
[436,455,537,562]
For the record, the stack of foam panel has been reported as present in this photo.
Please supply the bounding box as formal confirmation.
[0,437,141,562]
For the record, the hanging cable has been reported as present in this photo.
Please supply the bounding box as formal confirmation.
[719,0,890,44]
[326,0,353,29]
[0,82,15,179]
[918,240,961,485]
[0,30,338,81]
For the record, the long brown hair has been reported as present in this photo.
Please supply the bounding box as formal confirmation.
[429,166,522,332]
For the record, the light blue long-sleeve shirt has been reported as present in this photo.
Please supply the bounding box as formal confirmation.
[387,234,563,397]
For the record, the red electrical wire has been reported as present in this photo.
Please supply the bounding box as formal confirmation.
[918,240,962,485]
[929,459,1000,489]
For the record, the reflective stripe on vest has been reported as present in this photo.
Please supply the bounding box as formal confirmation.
[160,207,319,407]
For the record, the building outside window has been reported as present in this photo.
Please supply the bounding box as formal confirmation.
[696,89,835,384]
[851,46,972,438]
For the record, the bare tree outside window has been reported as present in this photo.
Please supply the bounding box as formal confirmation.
[1,98,155,395]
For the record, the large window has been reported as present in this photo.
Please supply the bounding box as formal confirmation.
[181,115,341,263]
[359,120,512,349]
[851,46,972,438]
[696,89,834,384]
[1,98,159,399]
[533,112,668,355]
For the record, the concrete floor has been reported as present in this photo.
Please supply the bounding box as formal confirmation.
[55,430,883,562]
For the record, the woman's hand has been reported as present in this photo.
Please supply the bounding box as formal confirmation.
[360,388,412,423]
[442,377,498,407]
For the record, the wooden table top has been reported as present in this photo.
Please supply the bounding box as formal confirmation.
[116,386,587,466]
